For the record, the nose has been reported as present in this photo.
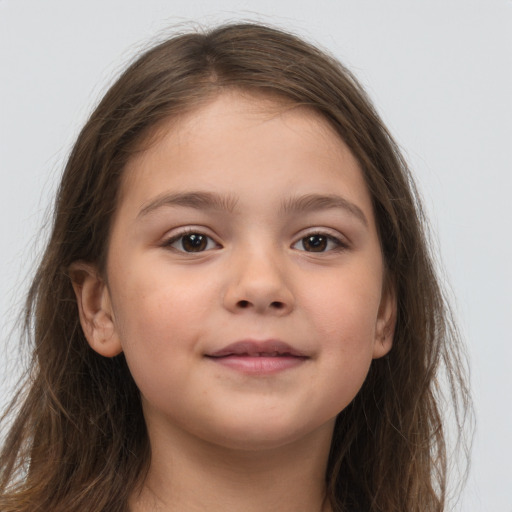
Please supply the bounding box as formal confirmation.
[222,245,295,316]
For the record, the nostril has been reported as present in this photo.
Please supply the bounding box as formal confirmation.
[236,300,286,310]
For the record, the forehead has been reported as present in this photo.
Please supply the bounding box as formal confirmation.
[124,91,355,177]
[118,90,374,222]
[145,93,336,155]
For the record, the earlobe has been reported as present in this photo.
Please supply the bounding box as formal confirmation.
[373,281,397,359]
[69,262,123,358]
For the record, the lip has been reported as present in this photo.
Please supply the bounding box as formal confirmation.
[205,340,309,375]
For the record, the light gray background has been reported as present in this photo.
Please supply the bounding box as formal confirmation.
[1,1,511,510]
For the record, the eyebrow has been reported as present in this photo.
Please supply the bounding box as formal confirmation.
[138,191,239,218]
[280,193,368,227]
[137,190,368,227]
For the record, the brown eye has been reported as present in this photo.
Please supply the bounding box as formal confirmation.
[166,232,218,253]
[292,233,344,253]
[181,233,207,252]
[301,234,328,252]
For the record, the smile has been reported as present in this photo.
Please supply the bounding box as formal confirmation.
[205,340,309,375]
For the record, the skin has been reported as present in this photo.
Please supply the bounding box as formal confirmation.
[72,91,395,511]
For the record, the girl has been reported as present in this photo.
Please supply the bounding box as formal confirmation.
[0,23,471,512]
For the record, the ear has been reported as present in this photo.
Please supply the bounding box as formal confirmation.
[372,279,396,359]
[69,262,123,358]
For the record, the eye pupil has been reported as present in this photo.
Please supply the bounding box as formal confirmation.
[182,234,207,252]
[303,235,327,252]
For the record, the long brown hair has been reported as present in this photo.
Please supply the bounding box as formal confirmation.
[0,23,471,511]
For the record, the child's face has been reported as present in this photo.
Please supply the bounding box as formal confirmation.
[80,92,394,450]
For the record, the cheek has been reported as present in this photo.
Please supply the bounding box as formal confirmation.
[109,267,210,392]
[300,266,383,404]
[305,268,382,345]
[112,256,210,338]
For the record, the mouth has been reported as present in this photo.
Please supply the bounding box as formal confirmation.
[205,340,309,374]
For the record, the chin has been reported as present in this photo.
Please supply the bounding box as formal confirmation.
[198,415,335,453]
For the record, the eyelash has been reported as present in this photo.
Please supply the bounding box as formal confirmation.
[161,229,348,254]
[162,229,221,253]
[291,232,348,253]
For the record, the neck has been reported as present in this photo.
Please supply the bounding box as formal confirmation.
[130,415,335,512]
